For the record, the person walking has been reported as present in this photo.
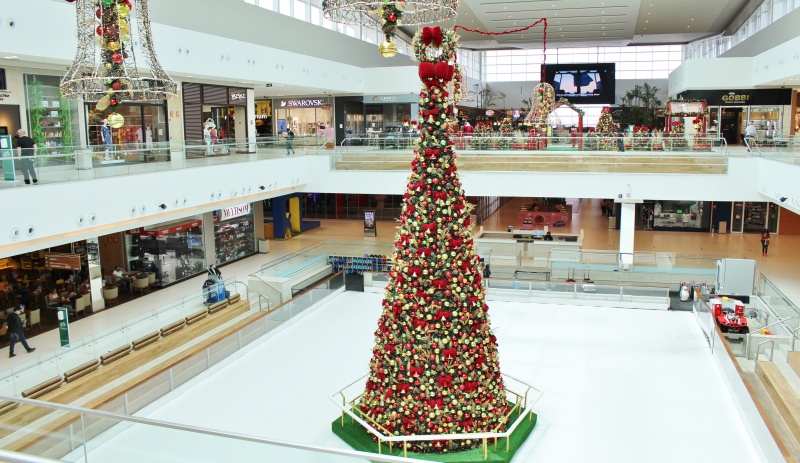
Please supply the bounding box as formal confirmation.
[7,306,35,358]
[761,229,771,256]
[15,129,38,185]
[286,130,295,155]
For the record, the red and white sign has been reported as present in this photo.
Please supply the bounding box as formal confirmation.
[220,203,251,221]
[129,220,203,237]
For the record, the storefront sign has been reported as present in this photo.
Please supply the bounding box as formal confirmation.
[0,91,12,102]
[221,203,251,221]
[45,252,82,270]
[136,220,203,237]
[280,99,327,108]
[365,94,419,104]
[229,89,247,104]
[678,89,792,106]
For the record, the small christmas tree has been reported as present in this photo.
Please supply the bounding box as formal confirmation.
[498,117,513,150]
[359,26,509,454]
[596,106,617,151]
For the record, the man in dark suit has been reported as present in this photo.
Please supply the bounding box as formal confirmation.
[7,306,35,358]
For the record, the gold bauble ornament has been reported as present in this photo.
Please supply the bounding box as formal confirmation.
[379,40,397,58]
[106,41,121,51]
[96,95,111,111]
[116,4,131,18]
[107,112,125,129]
[119,19,129,34]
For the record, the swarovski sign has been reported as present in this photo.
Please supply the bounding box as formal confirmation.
[221,203,251,221]
[280,99,326,107]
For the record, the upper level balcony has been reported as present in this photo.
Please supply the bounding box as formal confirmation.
[0,133,745,189]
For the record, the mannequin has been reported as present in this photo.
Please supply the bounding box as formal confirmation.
[100,119,112,159]
[145,124,153,148]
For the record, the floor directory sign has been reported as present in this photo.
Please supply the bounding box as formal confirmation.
[364,210,376,237]
[0,135,14,181]
[58,307,71,347]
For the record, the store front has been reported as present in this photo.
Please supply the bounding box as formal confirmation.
[730,201,779,234]
[213,204,256,265]
[85,101,167,148]
[273,97,333,136]
[641,200,710,232]
[677,89,792,145]
[182,83,251,145]
[255,100,272,137]
[363,94,418,136]
[23,74,81,149]
[125,217,205,287]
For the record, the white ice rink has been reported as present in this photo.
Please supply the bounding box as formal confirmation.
[79,292,762,463]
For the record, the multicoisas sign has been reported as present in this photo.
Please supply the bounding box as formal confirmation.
[221,203,251,221]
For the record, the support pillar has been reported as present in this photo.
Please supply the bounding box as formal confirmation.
[617,200,639,267]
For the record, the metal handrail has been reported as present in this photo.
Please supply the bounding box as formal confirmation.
[793,327,800,353]
[759,316,799,332]
[0,395,423,463]
[755,340,775,362]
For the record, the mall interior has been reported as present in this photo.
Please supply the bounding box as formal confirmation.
[0,0,800,462]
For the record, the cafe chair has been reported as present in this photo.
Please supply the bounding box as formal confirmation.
[147,272,156,289]
[103,285,119,306]
[0,323,6,347]
[82,293,91,314]
[27,309,41,333]
[70,297,86,319]
[132,278,149,296]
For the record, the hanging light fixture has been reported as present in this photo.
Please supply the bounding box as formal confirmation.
[322,0,458,58]
[60,0,177,128]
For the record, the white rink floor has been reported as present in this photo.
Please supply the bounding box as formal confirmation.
[80,292,762,463]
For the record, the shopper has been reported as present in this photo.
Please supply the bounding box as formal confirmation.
[616,124,625,152]
[286,130,296,155]
[15,129,38,185]
[761,229,771,256]
[745,122,757,152]
[7,306,35,358]
[113,266,133,293]
[544,231,554,241]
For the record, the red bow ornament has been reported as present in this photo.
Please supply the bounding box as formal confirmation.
[421,26,443,47]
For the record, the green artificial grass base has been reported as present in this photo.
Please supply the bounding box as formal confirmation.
[545,146,579,151]
[331,406,537,463]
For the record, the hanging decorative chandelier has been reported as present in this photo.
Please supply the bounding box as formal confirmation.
[60,0,177,128]
[322,0,458,58]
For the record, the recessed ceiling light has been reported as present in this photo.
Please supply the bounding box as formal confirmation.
[4,56,18,60]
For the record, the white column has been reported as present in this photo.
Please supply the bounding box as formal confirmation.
[246,88,256,153]
[167,83,185,162]
[619,202,637,267]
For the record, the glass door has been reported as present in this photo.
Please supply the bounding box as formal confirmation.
[731,201,744,233]
[768,202,780,233]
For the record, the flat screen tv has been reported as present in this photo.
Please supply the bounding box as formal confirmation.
[541,63,615,104]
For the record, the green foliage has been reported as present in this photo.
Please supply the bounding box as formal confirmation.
[619,83,662,127]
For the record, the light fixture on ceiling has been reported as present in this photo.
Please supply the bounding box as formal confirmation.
[3,56,18,60]
[158,204,167,210]
[780,197,787,203]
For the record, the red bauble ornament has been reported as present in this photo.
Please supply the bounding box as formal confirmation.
[96,9,102,18]
[388,13,396,21]
[111,81,122,90]
[111,53,123,64]
[96,26,103,36]
[110,99,118,105]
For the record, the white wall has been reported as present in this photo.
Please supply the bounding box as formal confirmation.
[362,67,421,96]
[669,58,755,95]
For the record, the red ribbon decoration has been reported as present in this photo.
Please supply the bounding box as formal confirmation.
[421,26,443,47]
[454,19,547,81]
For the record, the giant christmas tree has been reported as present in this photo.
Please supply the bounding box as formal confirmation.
[359,26,510,454]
